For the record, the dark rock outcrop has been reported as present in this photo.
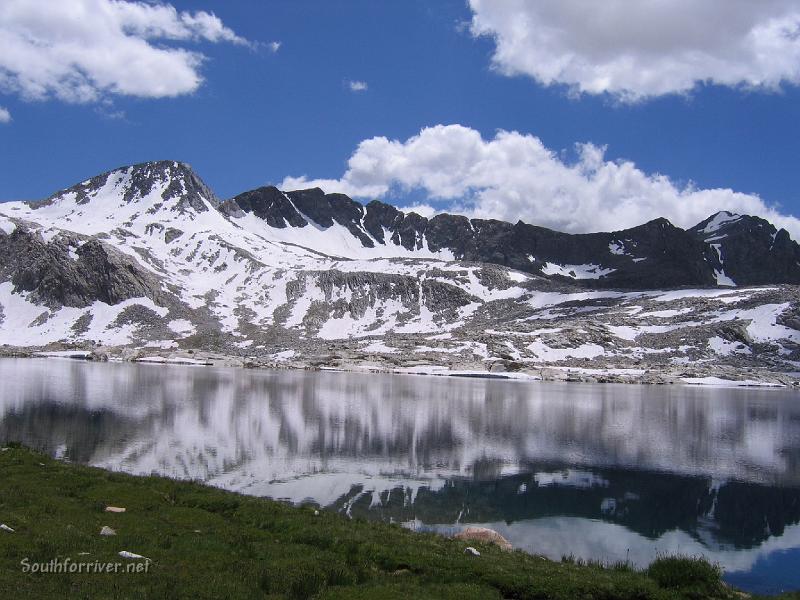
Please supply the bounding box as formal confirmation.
[226,187,737,288]
[225,186,306,228]
[689,211,800,285]
[0,226,166,308]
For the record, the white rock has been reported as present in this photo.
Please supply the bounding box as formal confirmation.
[454,527,513,551]
[105,506,126,513]
[118,551,149,561]
[0,524,14,533]
[464,546,480,556]
[100,526,116,536]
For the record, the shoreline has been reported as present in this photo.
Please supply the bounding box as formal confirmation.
[1,347,798,388]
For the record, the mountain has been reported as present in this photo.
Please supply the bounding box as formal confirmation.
[688,211,800,285]
[224,186,800,289]
[1,160,799,384]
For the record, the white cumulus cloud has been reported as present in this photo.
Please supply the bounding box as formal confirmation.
[280,124,800,239]
[0,106,9,123]
[468,0,800,101]
[348,80,368,92]
[0,0,247,104]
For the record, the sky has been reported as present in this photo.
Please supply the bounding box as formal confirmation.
[1,0,800,235]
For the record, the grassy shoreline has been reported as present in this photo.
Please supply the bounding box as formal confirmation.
[0,446,795,599]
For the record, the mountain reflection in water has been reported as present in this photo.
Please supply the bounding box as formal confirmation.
[1,358,799,594]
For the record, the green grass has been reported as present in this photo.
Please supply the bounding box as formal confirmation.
[646,555,725,597]
[0,445,777,599]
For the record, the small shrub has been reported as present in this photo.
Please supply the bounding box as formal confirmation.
[647,554,723,592]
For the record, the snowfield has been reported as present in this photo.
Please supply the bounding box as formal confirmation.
[541,262,616,279]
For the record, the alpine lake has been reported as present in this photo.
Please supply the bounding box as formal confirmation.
[1,357,799,595]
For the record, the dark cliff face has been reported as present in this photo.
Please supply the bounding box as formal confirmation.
[689,212,800,285]
[224,186,306,228]
[599,218,720,288]
[438,217,719,288]
[229,187,376,248]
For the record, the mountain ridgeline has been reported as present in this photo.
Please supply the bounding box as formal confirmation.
[1,160,791,290]
[220,177,799,290]
[3,159,800,384]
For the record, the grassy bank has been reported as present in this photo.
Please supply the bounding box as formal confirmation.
[0,446,793,599]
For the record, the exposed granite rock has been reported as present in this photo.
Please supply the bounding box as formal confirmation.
[164,228,184,244]
[0,226,167,308]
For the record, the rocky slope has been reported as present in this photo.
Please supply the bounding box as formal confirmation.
[1,160,800,384]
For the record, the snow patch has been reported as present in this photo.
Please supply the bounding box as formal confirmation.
[714,270,736,287]
[541,262,615,279]
[167,319,195,336]
[636,308,693,319]
[722,303,800,344]
[0,215,15,235]
[527,341,605,361]
[708,336,751,356]
[701,211,742,235]
[608,241,626,255]
[270,350,296,362]
[0,283,167,347]
[506,270,528,283]
[652,288,772,303]
[362,341,397,354]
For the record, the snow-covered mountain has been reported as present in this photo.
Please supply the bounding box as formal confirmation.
[1,160,800,382]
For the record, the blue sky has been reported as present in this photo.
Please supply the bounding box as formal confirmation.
[1,0,800,235]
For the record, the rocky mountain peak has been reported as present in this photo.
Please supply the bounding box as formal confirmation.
[689,211,746,240]
[688,211,800,285]
[38,160,217,214]
[225,186,306,228]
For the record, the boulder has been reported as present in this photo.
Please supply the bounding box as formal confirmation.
[454,527,513,551]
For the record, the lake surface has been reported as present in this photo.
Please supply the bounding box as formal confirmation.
[1,358,799,594]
